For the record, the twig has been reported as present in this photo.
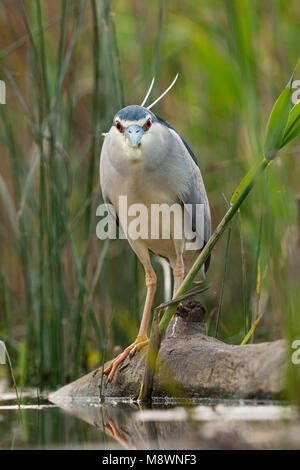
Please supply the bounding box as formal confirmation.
[138,308,161,402]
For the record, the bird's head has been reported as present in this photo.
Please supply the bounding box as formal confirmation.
[112,105,156,149]
[101,75,179,169]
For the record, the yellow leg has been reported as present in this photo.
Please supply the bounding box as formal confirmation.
[104,265,157,384]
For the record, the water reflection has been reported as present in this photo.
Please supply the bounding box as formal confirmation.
[1,395,300,449]
[52,401,203,450]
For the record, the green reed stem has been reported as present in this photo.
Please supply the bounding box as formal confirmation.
[238,209,248,335]
[159,157,269,335]
[215,224,232,338]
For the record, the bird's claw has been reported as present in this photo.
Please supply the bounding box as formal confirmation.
[129,345,137,359]
[103,336,149,384]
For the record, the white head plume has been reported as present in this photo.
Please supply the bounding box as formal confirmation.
[140,76,155,107]
[146,73,179,110]
[101,73,179,137]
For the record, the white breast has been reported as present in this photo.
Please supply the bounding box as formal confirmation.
[99,122,193,266]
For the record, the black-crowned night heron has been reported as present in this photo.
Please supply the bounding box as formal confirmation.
[100,76,211,383]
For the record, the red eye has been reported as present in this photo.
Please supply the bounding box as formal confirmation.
[116,121,123,132]
[145,119,152,130]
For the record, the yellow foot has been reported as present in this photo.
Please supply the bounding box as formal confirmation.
[103,336,149,384]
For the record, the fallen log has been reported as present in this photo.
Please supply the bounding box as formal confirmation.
[50,302,287,403]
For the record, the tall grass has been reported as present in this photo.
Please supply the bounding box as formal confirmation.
[0,0,299,402]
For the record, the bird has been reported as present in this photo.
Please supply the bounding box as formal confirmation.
[99,76,211,383]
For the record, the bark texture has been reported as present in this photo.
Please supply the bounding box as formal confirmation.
[50,302,286,402]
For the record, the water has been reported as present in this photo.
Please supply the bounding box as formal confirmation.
[1,388,300,450]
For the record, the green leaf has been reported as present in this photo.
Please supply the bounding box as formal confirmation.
[264,59,300,159]
[263,85,292,160]
[230,156,266,206]
[280,100,300,148]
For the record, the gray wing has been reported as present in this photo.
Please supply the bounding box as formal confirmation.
[170,130,211,271]
[99,137,123,235]
[180,161,211,244]
[102,195,119,227]
[155,116,211,244]
[168,129,211,242]
[101,194,126,239]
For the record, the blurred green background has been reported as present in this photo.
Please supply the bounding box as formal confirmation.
[0,0,299,397]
